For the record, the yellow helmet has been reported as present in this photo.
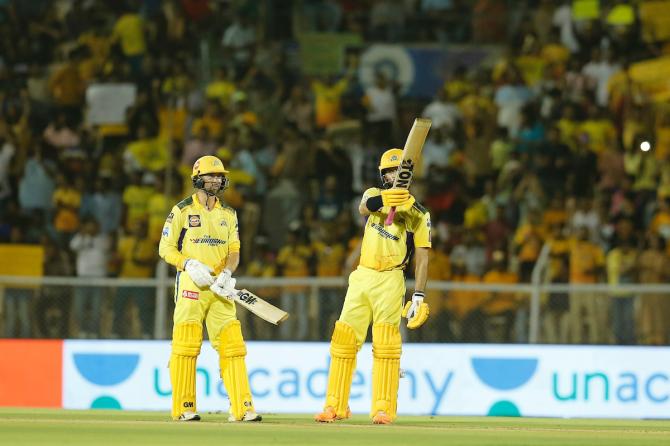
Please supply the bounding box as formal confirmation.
[192,155,228,178]
[378,148,403,171]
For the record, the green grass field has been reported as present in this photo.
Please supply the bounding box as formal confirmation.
[1,408,670,446]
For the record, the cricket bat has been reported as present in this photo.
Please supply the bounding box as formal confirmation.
[231,288,289,325]
[385,118,432,225]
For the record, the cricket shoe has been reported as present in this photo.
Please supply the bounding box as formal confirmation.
[372,411,393,425]
[314,406,351,423]
[229,411,262,422]
[177,411,201,421]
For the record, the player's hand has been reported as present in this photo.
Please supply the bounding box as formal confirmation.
[214,268,234,290]
[402,291,429,329]
[210,279,236,301]
[381,188,410,207]
[184,259,215,288]
[395,194,415,213]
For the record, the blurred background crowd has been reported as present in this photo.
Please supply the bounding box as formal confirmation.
[2,0,670,346]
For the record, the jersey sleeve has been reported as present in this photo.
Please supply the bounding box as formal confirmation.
[158,205,188,270]
[412,210,432,249]
[360,187,381,211]
[228,210,241,254]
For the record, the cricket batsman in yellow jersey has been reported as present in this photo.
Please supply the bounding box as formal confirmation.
[159,155,261,422]
[315,148,431,425]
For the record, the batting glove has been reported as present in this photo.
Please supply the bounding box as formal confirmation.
[402,291,430,329]
[214,268,234,289]
[210,278,237,301]
[394,194,415,213]
[381,188,410,207]
[184,259,215,288]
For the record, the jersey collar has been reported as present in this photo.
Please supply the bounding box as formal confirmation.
[192,193,221,211]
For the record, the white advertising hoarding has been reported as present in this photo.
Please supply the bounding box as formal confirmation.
[62,342,670,418]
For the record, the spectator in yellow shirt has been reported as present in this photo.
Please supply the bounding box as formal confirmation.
[122,172,153,231]
[312,75,349,128]
[244,237,279,339]
[482,251,520,342]
[191,101,225,139]
[569,226,606,344]
[423,237,451,341]
[113,220,156,338]
[276,226,313,340]
[53,174,82,247]
[147,176,174,243]
[312,224,346,339]
[111,7,146,75]
[206,67,237,107]
[448,258,486,342]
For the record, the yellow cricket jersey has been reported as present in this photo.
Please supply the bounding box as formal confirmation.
[358,188,432,272]
[158,194,240,273]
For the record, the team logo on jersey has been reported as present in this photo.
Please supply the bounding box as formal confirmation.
[220,220,227,227]
[162,227,170,237]
[188,215,201,227]
[371,222,400,241]
[189,235,226,246]
[390,155,399,161]
[166,212,174,223]
[182,290,199,300]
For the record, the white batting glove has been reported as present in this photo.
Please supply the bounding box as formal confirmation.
[214,268,234,289]
[210,277,237,301]
[184,259,215,288]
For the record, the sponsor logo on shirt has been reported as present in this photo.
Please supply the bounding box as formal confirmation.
[182,290,199,300]
[189,215,201,227]
[189,235,227,246]
[371,222,400,241]
[166,212,174,223]
[220,220,227,227]
[162,227,170,237]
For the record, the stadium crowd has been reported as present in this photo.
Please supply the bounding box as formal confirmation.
[1,0,670,346]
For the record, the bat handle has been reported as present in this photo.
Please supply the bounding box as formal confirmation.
[385,207,397,225]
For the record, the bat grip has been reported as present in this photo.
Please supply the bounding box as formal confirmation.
[385,207,397,225]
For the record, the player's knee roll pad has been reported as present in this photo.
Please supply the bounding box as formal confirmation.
[219,320,247,359]
[218,320,254,420]
[172,322,203,356]
[330,320,358,359]
[371,323,401,420]
[325,321,358,418]
[170,322,203,420]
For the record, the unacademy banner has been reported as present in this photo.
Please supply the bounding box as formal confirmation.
[62,342,670,418]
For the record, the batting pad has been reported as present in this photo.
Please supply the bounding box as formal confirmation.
[219,320,254,420]
[370,323,401,420]
[170,322,203,419]
[324,321,358,418]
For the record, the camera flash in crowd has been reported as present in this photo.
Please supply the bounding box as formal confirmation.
[640,141,651,152]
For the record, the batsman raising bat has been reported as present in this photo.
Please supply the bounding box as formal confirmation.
[315,122,432,425]
[159,155,261,423]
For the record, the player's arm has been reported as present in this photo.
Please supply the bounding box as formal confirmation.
[222,251,240,275]
[223,210,241,274]
[402,211,432,329]
[158,206,188,270]
[211,210,242,297]
[414,247,429,293]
